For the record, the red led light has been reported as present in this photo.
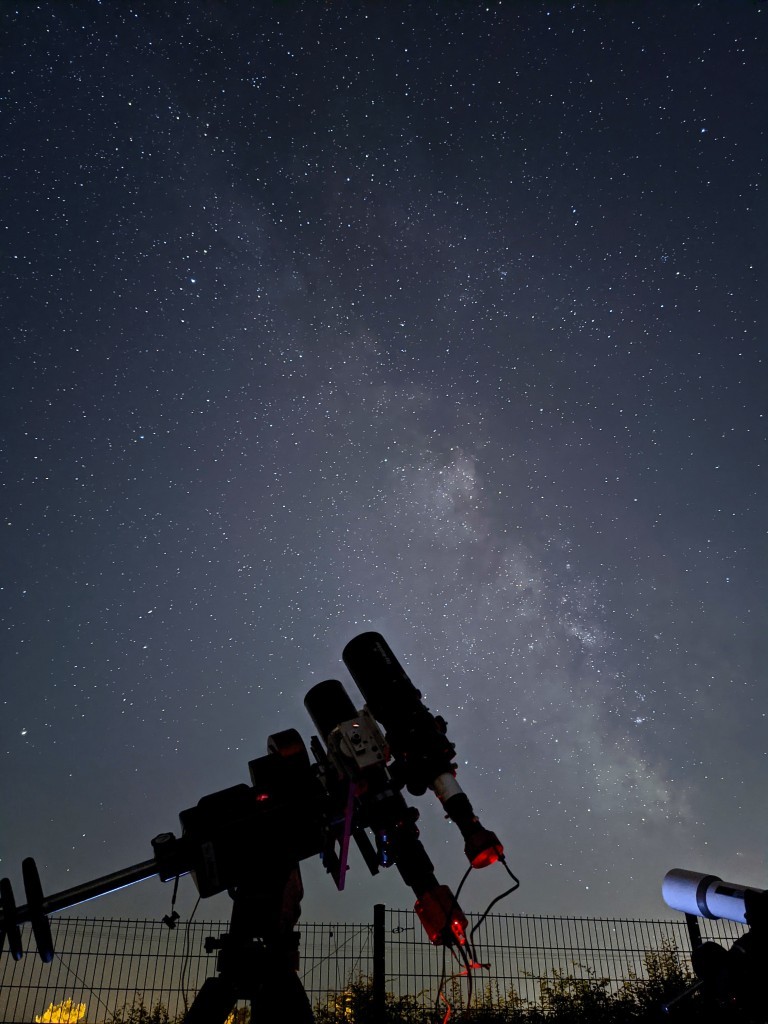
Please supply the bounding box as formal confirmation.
[465,830,504,869]
[416,886,468,947]
[471,845,501,869]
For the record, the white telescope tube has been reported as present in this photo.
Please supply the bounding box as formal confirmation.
[663,868,764,923]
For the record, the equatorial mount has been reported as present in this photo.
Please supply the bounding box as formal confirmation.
[1,632,512,1023]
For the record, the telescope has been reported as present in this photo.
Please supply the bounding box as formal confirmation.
[0,632,510,1024]
[662,869,768,1019]
[341,632,504,870]
[663,868,764,924]
[305,632,504,943]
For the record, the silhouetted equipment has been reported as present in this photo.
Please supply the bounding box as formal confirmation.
[662,868,768,1020]
[0,633,510,1024]
[342,632,504,871]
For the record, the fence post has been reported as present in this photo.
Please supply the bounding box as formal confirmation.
[373,903,385,1022]
[685,913,703,950]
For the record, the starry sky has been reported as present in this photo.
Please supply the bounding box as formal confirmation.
[2,1,766,934]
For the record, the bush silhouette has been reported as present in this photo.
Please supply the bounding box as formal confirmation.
[36,942,703,1024]
[310,940,701,1022]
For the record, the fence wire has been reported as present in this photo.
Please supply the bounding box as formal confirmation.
[385,908,744,1008]
[0,911,744,1022]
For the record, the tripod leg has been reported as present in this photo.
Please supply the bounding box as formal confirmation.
[183,975,238,1024]
[253,967,315,1023]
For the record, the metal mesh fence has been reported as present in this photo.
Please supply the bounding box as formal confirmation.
[1,918,220,1023]
[0,910,745,1022]
[0,918,373,1023]
[384,907,744,1008]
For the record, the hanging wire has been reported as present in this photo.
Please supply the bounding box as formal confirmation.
[432,864,473,1020]
[300,926,370,980]
[48,950,114,1022]
[348,927,371,981]
[433,940,463,1024]
[470,857,521,943]
[433,857,521,1018]
[179,896,201,1014]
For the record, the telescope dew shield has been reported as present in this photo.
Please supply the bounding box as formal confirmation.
[342,632,423,723]
[304,679,359,743]
[663,868,764,923]
[342,632,454,797]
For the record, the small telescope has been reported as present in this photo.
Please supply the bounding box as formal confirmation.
[663,868,764,924]
[662,869,768,1018]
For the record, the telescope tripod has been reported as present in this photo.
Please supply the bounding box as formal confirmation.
[184,864,314,1024]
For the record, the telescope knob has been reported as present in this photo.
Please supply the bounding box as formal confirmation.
[0,876,24,961]
[22,858,54,963]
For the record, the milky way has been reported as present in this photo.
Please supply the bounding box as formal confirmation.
[2,2,766,928]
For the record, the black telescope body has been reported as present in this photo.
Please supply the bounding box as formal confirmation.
[304,670,472,947]
[342,631,445,794]
[305,679,444,895]
[303,678,360,743]
[342,632,422,722]
[342,632,504,869]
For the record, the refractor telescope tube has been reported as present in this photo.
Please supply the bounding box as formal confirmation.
[342,631,504,869]
[304,675,469,946]
[304,679,359,744]
[663,868,764,924]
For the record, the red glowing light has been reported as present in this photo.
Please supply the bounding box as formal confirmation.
[470,845,502,869]
[465,829,504,869]
[416,885,468,947]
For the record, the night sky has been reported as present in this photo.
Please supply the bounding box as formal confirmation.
[2,1,766,934]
